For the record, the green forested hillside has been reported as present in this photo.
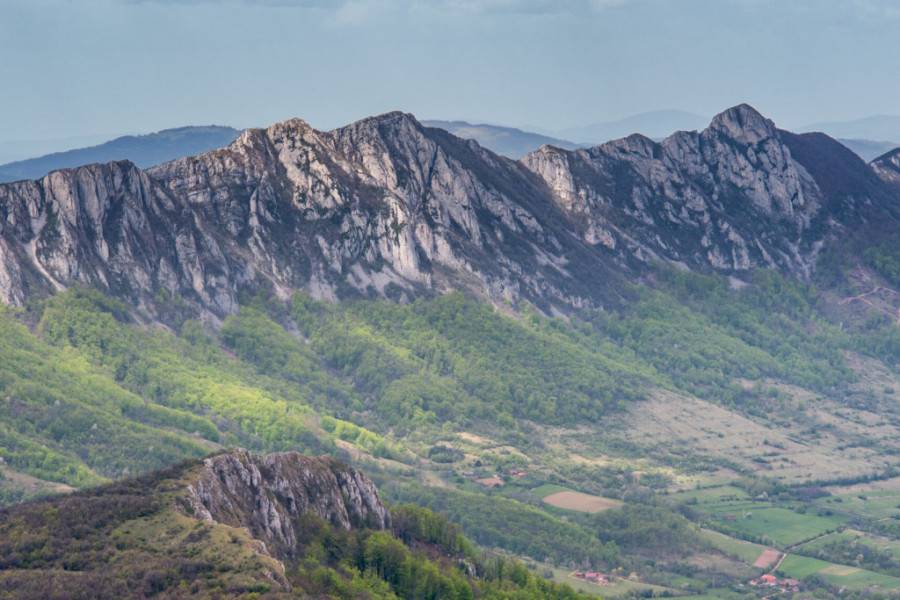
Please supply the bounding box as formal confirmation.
[2,265,899,495]
[5,264,900,598]
[0,456,590,600]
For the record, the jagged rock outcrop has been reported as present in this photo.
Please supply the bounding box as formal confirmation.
[521,104,831,277]
[146,111,621,313]
[0,161,238,314]
[1,104,898,318]
[186,449,391,561]
[873,147,900,186]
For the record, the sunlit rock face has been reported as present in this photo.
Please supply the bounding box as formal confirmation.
[186,449,391,561]
[1,104,896,318]
[522,104,829,277]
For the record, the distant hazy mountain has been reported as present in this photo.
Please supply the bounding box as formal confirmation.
[0,125,242,183]
[0,134,117,165]
[555,109,710,144]
[422,120,583,159]
[799,115,900,143]
[837,138,900,163]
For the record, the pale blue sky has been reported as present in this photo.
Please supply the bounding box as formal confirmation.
[1,0,898,143]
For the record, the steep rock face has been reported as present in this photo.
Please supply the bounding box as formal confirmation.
[149,112,620,312]
[1,104,898,316]
[186,449,391,561]
[0,161,237,313]
[521,104,827,277]
[873,147,900,186]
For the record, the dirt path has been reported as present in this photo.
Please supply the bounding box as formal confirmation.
[841,286,900,324]
[767,552,787,575]
[785,530,838,552]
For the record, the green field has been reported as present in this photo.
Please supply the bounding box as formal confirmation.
[794,529,860,551]
[531,484,574,499]
[718,507,851,546]
[669,485,750,504]
[824,491,900,520]
[700,529,773,564]
[776,554,833,578]
[776,554,900,589]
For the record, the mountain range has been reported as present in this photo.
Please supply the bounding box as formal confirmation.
[552,109,711,144]
[0,103,897,321]
[5,103,900,598]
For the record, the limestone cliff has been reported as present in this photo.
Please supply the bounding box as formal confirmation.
[0,104,897,318]
[185,449,391,561]
[873,147,900,186]
[521,104,828,277]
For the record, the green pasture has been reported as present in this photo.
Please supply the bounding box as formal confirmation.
[700,529,773,564]
[827,568,900,589]
[669,485,750,505]
[531,484,573,499]
[776,554,900,590]
[824,491,900,520]
[776,554,833,578]
[858,535,900,559]
[703,500,770,515]
[720,507,850,546]
[794,529,859,551]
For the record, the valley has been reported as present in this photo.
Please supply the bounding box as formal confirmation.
[2,105,900,598]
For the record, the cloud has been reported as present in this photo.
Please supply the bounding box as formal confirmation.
[117,0,333,6]
[116,0,638,15]
[428,0,633,15]
[331,0,399,25]
[852,0,900,19]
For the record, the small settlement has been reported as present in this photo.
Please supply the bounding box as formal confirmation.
[749,574,800,592]
[571,571,610,585]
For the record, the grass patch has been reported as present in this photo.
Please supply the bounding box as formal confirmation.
[531,484,573,499]
[776,554,900,589]
[720,506,851,546]
[699,529,773,564]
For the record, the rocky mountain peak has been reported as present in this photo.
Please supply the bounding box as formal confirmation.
[872,147,900,185]
[601,133,660,159]
[186,449,391,561]
[708,103,777,145]
[0,104,897,320]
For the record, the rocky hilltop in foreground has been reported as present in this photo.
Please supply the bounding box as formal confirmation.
[187,449,391,561]
[0,104,898,318]
[0,449,573,600]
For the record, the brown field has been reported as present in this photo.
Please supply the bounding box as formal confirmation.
[753,549,782,568]
[821,565,861,576]
[543,491,621,513]
[477,476,504,487]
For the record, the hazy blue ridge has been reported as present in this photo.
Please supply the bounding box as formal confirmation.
[422,120,587,159]
[0,125,242,183]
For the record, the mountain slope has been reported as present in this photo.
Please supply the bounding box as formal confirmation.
[0,126,242,184]
[0,448,588,600]
[0,112,632,317]
[2,104,899,322]
[523,104,900,279]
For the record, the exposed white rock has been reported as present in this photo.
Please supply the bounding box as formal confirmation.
[186,449,391,561]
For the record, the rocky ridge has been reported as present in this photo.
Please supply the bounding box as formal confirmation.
[522,104,832,277]
[186,449,391,561]
[873,147,900,185]
[1,104,898,319]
